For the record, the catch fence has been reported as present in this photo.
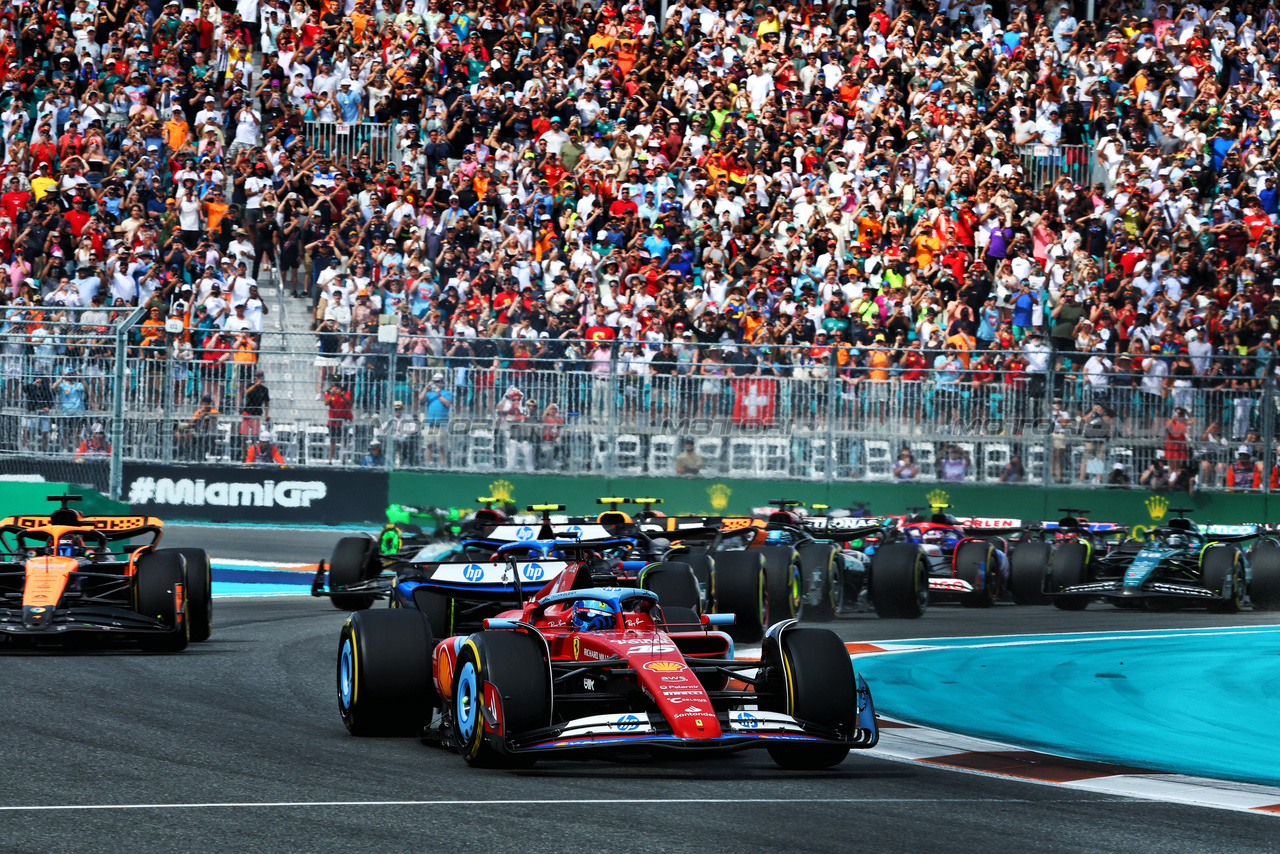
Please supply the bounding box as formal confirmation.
[1,321,1275,496]
[301,121,405,169]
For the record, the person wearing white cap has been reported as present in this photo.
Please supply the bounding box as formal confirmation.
[74,422,110,459]
[1226,446,1257,490]
[496,386,534,471]
[245,430,284,466]
[419,372,453,467]
[360,438,386,467]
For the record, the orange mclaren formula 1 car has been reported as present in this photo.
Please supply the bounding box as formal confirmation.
[0,495,211,650]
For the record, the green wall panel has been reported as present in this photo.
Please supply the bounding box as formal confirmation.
[389,471,1279,528]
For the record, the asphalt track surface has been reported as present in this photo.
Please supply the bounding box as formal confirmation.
[2,530,1279,852]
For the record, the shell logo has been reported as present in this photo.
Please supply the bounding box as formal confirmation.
[643,661,686,672]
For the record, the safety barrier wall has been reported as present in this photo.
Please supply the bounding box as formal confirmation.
[122,463,388,524]
[0,481,128,519]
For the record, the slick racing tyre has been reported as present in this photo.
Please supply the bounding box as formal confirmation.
[1008,542,1052,606]
[134,551,190,652]
[1203,547,1245,614]
[868,544,927,619]
[1046,541,1090,611]
[157,547,213,641]
[710,550,767,643]
[1250,541,1280,610]
[669,550,715,612]
[411,587,454,638]
[329,537,379,611]
[640,561,702,628]
[453,631,551,768]
[760,628,856,770]
[759,545,803,624]
[797,543,841,622]
[954,541,999,608]
[337,609,436,736]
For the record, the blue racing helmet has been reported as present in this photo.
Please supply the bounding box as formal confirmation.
[56,544,76,557]
[571,600,614,632]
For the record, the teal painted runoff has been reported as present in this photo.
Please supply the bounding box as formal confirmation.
[855,626,1280,786]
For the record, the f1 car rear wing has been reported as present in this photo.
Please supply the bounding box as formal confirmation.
[311,557,576,603]
[463,522,618,544]
[799,516,894,540]
[953,516,1024,531]
[1,514,165,533]
[1196,524,1275,541]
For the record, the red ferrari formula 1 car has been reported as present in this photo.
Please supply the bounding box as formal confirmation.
[0,495,212,650]
[336,559,877,769]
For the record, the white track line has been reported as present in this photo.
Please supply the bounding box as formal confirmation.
[0,797,1029,812]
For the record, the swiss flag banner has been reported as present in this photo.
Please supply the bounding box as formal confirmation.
[732,378,777,426]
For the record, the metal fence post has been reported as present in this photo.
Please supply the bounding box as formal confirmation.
[607,340,620,478]
[1042,353,1056,489]
[386,343,397,474]
[1262,352,1277,497]
[109,307,147,502]
[825,346,837,484]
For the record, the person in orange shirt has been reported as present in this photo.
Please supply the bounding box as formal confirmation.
[913,222,941,268]
[139,305,165,336]
[351,2,372,43]
[857,206,883,251]
[614,36,638,74]
[867,332,891,423]
[947,324,975,368]
[588,26,616,54]
[245,431,285,466]
[163,108,191,155]
[203,187,230,236]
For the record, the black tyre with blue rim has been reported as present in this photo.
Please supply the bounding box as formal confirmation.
[453,630,551,767]
[337,608,435,736]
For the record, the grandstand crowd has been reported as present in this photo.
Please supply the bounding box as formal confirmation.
[1,0,1279,484]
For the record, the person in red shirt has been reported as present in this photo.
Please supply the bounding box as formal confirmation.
[30,126,56,172]
[0,177,30,221]
[582,306,616,341]
[64,196,91,237]
[324,383,353,461]
[952,199,979,255]
[608,186,638,218]
[491,280,518,316]
[899,339,928,424]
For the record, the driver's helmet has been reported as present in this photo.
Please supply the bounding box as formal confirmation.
[56,535,83,557]
[765,529,790,545]
[570,600,614,632]
[922,527,948,545]
[1165,533,1187,548]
